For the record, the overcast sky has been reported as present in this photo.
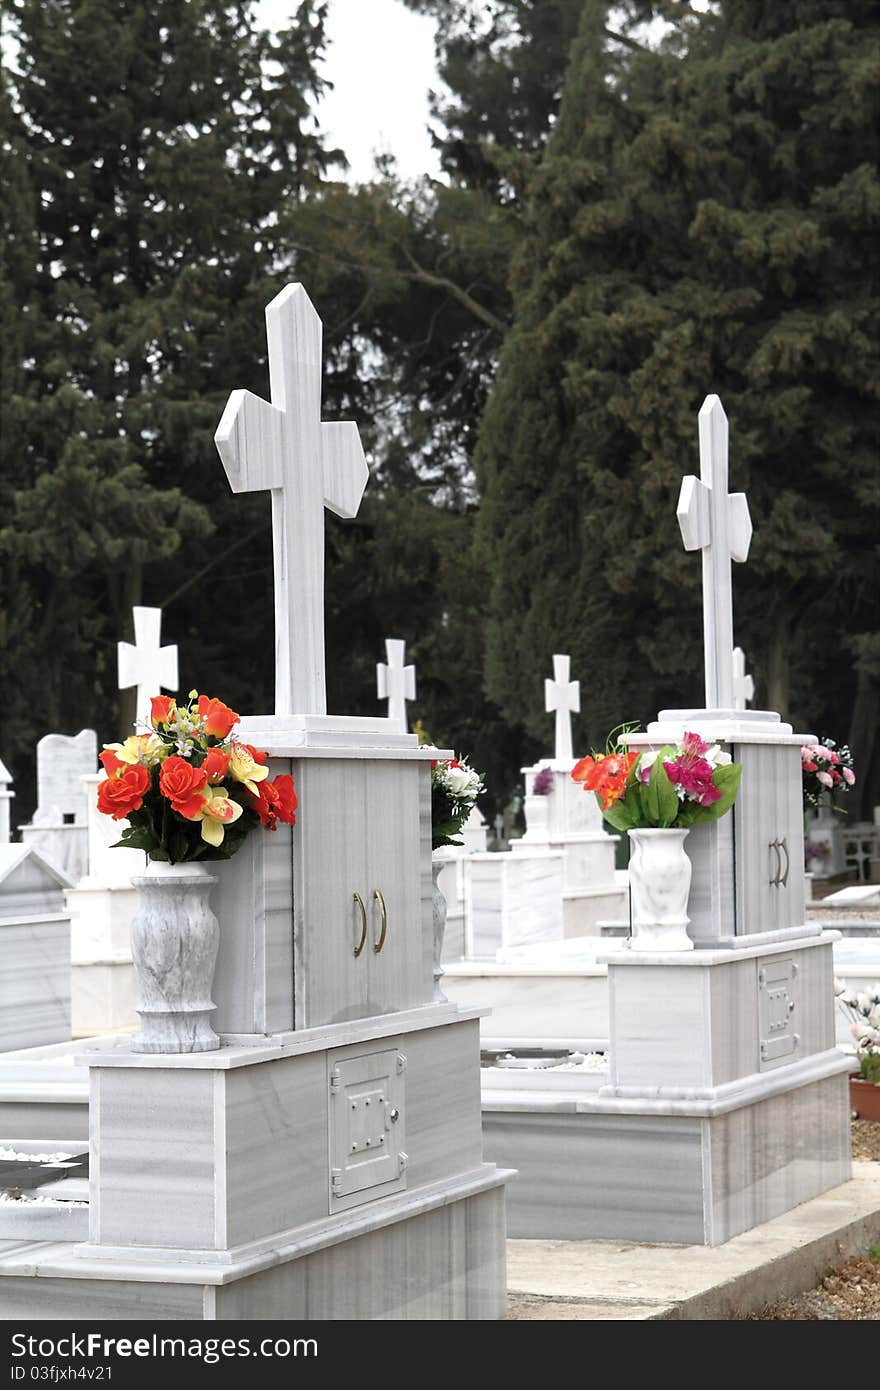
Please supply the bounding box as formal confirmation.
[255,0,441,182]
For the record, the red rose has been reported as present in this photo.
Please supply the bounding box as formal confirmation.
[202,747,231,783]
[97,765,151,820]
[159,756,208,815]
[250,774,298,831]
[150,695,175,727]
[273,774,298,826]
[197,695,239,739]
[99,748,123,776]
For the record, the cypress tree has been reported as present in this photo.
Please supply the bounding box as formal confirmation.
[475,0,880,808]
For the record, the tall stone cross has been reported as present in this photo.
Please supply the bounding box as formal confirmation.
[677,396,753,710]
[215,284,369,716]
[732,646,755,711]
[118,607,179,730]
[545,653,580,765]
[377,638,416,734]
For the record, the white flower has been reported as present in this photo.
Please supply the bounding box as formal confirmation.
[638,750,660,775]
[705,744,731,767]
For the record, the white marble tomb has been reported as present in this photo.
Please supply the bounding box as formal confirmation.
[19,730,96,884]
[0,284,509,1320]
[479,396,852,1245]
[0,846,72,1054]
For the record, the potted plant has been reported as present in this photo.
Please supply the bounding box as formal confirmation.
[97,691,297,1053]
[429,753,485,999]
[836,981,880,1123]
[571,730,742,951]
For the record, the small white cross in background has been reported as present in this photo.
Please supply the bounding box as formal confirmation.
[545,654,580,764]
[677,396,753,710]
[732,646,755,711]
[118,607,178,730]
[376,638,416,734]
[215,284,369,717]
[0,758,13,844]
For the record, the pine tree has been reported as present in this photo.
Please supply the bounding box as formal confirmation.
[0,0,339,815]
[474,0,880,808]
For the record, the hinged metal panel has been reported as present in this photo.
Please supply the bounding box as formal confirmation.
[327,1047,406,1212]
[758,956,798,1069]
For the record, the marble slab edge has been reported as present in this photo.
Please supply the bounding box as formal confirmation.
[599,930,839,967]
[0,913,71,930]
[0,1165,513,1286]
[444,963,608,978]
[75,1002,488,1069]
[482,1048,852,1117]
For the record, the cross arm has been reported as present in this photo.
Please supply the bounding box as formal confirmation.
[215,389,286,495]
[321,421,369,519]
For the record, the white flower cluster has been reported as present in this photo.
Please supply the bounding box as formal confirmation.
[835,978,880,1053]
[435,758,484,805]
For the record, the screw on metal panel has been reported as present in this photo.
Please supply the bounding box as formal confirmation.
[396,1054,407,1074]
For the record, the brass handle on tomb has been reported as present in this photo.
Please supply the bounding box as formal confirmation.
[373,888,388,954]
[353,893,367,957]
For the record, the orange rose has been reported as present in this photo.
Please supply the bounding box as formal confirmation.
[151,695,175,727]
[197,695,239,739]
[97,764,151,819]
[159,755,208,816]
[202,746,231,783]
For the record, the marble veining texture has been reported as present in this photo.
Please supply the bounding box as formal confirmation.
[465,852,564,958]
[129,867,220,1054]
[0,919,70,1052]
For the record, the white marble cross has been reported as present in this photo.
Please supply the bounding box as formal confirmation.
[215,284,369,716]
[732,646,755,711]
[677,396,753,709]
[376,638,416,733]
[117,607,178,730]
[545,653,580,765]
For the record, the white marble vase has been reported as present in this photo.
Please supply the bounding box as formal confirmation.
[431,856,448,1003]
[628,827,693,952]
[129,861,221,1053]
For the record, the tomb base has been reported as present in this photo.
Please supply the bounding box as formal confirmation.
[481,933,852,1245]
[0,1007,510,1320]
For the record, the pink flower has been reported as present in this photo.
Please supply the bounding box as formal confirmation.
[800,746,814,761]
[842,766,856,786]
[664,756,722,807]
[682,731,710,757]
[802,761,817,772]
[816,770,834,789]
[828,750,840,764]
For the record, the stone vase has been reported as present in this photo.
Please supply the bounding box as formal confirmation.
[431,856,448,1003]
[522,793,550,842]
[627,827,693,952]
[129,860,221,1053]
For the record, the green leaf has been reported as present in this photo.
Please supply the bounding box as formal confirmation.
[638,755,680,828]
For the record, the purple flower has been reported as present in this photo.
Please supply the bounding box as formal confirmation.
[533,767,554,796]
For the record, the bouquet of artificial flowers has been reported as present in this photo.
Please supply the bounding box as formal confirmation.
[571,730,742,832]
[801,739,855,811]
[96,691,297,863]
[431,756,485,850]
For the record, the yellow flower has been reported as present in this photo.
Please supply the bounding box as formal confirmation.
[103,733,166,767]
[227,744,269,796]
[183,785,244,847]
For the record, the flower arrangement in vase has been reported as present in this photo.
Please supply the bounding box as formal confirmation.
[571,730,742,951]
[96,691,298,1054]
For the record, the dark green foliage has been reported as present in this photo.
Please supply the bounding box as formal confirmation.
[475,0,880,809]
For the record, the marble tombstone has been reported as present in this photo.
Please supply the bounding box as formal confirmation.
[0,285,508,1320]
[480,396,852,1245]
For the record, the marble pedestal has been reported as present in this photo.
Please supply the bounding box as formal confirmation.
[483,934,851,1244]
[0,847,72,1053]
[464,849,564,957]
[0,718,509,1320]
[519,762,628,935]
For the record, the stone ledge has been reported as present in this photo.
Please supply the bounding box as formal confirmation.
[506,1163,880,1320]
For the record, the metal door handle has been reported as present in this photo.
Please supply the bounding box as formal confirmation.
[769,841,780,887]
[779,837,790,887]
[373,888,388,954]
[353,893,367,957]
